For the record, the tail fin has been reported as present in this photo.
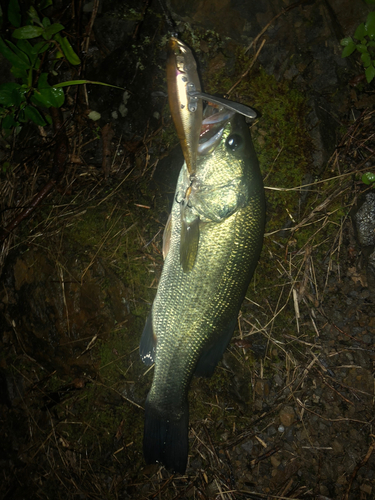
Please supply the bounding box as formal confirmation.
[143,397,189,474]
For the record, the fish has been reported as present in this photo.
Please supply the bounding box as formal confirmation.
[140,111,265,473]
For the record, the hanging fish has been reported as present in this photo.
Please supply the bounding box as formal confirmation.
[140,110,265,473]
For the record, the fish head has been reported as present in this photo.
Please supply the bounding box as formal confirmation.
[188,113,260,224]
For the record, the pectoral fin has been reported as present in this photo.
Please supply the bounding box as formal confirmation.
[180,216,200,273]
[139,313,156,366]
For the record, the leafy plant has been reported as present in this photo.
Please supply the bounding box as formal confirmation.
[341,1,375,83]
[0,0,120,135]
[0,0,83,131]
[362,172,375,185]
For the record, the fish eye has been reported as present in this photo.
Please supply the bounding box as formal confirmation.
[226,134,242,151]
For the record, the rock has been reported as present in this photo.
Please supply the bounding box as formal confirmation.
[332,439,344,455]
[255,379,270,398]
[343,368,374,394]
[270,454,281,468]
[279,406,295,427]
[241,439,253,455]
[353,193,375,247]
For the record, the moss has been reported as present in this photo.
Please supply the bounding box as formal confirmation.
[52,326,145,464]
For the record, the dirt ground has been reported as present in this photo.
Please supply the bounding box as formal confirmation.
[1,2,375,498]
[1,104,375,500]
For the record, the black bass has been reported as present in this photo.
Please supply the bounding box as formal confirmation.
[140,112,265,473]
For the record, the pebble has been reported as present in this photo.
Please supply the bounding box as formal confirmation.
[241,440,253,455]
[279,406,295,427]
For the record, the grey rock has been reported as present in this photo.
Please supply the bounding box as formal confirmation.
[353,193,375,247]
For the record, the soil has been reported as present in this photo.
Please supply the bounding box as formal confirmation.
[1,1,375,500]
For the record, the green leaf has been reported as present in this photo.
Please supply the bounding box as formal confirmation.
[366,11,375,39]
[31,92,50,108]
[42,17,51,28]
[11,66,28,80]
[362,172,375,185]
[0,37,30,69]
[361,52,372,67]
[24,104,46,126]
[18,39,42,67]
[43,23,64,41]
[48,86,65,107]
[340,37,353,47]
[2,113,18,130]
[16,39,34,59]
[11,88,21,106]
[34,88,63,108]
[341,39,356,58]
[354,23,366,41]
[32,74,65,107]
[6,40,31,64]
[37,72,49,89]
[0,82,21,105]
[33,86,65,108]
[31,41,50,55]
[27,6,41,26]
[365,63,375,83]
[54,33,81,65]
[13,26,45,39]
[52,79,124,90]
[356,43,368,54]
[8,0,21,28]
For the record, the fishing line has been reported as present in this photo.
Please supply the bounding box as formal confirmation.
[157,0,178,36]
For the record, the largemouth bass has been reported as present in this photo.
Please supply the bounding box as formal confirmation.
[140,113,265,473]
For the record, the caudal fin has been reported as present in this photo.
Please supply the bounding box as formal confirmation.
[143,397,189,474]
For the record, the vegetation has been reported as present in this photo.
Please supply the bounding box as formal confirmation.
[0,0,120,133]
[341,0,375,83]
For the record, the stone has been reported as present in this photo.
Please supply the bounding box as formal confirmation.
[280,406,295,427]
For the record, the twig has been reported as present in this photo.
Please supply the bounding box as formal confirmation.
[227,39,266,96]
[342,437,375,500]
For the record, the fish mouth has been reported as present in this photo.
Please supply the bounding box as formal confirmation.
[198,105,235,155]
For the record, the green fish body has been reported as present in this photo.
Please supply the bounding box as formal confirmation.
[140,113,265,473]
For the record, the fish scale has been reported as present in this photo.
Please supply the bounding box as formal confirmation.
[140,113,265,473]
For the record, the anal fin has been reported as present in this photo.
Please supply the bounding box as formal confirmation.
[194,317,236,378]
